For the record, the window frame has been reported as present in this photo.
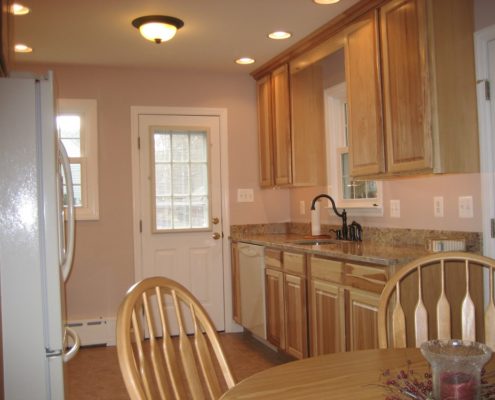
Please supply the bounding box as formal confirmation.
[57,98,99,220]
[150,126,213,233]
[324,83,383,216]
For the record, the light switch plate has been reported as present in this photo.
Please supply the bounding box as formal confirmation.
[237,188,254,202]
[390,199,400,218]
[433,196,444,218]
[458,196,473,218]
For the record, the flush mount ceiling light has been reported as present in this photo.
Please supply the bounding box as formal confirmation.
[235,57,255,65]
[313,0,340,4]
[132,15,184,44]
[11,3,30,15]
[268,31,292,40]
[14,43,32,53]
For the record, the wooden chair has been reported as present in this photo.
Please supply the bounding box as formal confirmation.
[116,276,236,400]
[377,252,495,349]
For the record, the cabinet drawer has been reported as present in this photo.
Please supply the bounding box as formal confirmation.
[265,248,282,269]
[284,252,305,275]
[310,257,344,284]
[344,263,387,294]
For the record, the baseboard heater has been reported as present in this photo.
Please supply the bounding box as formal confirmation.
[66,317,116,347]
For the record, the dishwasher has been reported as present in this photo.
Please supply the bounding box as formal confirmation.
[237,243,266,340]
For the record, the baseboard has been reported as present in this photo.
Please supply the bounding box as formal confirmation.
[66,317,116,347]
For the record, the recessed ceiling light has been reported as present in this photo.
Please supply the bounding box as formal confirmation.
[313,0,340,4]
[268,31,292,40]
[11,3,30,15]
[235,57,255,65]
[14,44,33,53]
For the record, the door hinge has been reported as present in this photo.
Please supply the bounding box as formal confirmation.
[139,220,142,233]
[491,218,495,238]
[138,137,141,149]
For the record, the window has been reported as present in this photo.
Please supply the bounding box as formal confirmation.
[324,83,383,215]
[151,127,210,232]
[56,99,99,220]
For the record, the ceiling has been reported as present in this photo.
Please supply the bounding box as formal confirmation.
[12,0,360,74]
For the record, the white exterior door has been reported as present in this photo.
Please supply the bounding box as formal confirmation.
[135,113,225,330]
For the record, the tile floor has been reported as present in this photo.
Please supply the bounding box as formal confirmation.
[66,332,293,399]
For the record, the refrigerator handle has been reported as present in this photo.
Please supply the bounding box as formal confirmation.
[63,327,80,363]
[58,141,75,282]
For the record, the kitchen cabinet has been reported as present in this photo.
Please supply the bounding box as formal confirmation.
[256,62,326,188]
[253,0,479,181]
[347,0,478,178]
[345,10,385,177]
[257,64,291,187]
[264,248,308,359]
[308,256,387,356]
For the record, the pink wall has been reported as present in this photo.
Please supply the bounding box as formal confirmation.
[290,174,482,233]
[14,62,287,320]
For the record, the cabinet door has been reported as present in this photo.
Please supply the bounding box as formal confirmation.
[309,280,345,356]
[284,274,308,359]
[347,288,379,351]
[231,243,241,324]
[271,64,292,186]
[380,0,433,174]
[256,75,274,187]
[265,268,285,349]
[346,10,385,177]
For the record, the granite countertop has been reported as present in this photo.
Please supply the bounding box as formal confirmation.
[231,233,430,267]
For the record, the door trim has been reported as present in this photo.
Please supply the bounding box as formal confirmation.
[475,25,495,258]
[130,106,235,332]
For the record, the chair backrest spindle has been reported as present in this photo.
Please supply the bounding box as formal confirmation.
[378,252,495,349]
[117,277,236,400]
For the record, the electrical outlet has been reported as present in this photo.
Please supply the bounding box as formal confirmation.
[390,200,400,218]
[433,196,444,218]
[299,200,306,215]
[237,188,254,202]
[458,196,473,218]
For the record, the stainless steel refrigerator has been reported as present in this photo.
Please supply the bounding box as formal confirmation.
[0,73,80,399]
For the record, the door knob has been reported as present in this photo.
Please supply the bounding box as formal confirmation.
[212,232,221,240]
[212,217,220,225]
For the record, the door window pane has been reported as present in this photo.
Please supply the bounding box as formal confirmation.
[152,128,210,231]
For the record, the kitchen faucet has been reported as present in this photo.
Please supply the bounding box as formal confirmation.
[310,194,362,241]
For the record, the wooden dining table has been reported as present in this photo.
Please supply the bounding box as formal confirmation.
[220,348,495,399]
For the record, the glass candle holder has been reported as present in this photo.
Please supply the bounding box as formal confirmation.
[420,339,492,400]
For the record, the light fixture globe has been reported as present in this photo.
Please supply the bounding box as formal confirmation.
[132,15,184,44]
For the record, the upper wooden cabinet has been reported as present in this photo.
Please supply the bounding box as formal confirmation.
[355,0,479,177]
[257,65,292,187]
[253,0,479,181]
[345,10,385,177]
[256,63,326,188]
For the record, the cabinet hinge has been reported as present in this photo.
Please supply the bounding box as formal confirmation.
[138,137,141,149]
[139,220,142,233]
[491,218,495,238]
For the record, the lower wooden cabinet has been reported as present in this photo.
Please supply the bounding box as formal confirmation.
[264,249,308,359]
[346,288,380,351]
[308,255,386,356]
[265,268,285,348]
[309,280,345,356]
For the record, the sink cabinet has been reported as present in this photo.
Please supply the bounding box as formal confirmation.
[308,256,387,356]
[264,248,308,359]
